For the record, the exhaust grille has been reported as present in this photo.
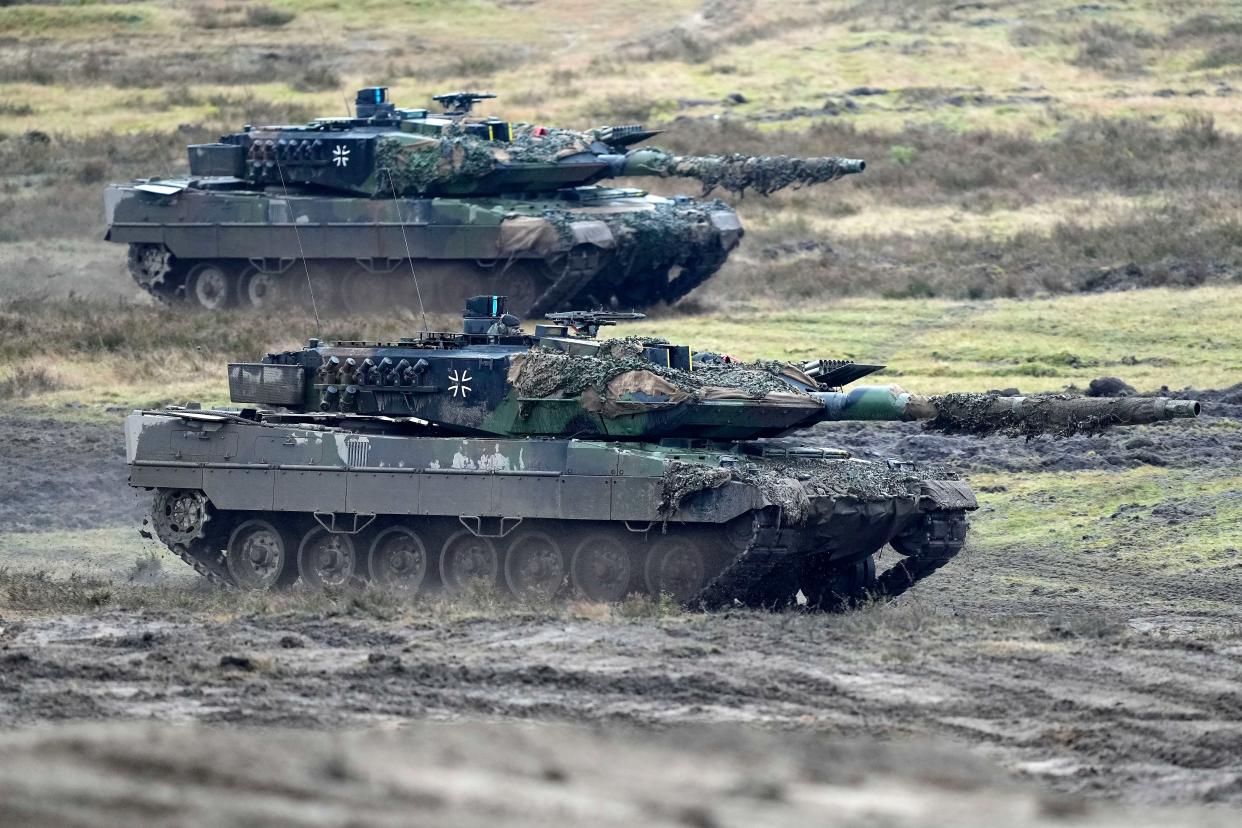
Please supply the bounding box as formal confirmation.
[346,437,370,467]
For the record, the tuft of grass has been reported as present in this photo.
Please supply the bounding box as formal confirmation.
[618,592,682,618]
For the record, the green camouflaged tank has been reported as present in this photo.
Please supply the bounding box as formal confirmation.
[104,88,864,316]
[126,296,1199,609]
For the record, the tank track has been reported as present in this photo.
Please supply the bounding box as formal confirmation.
[875,510,969,601]
[148,489,236,587]
[126,244,703,316]
[697,508,969,610]
[145,491,968,608]
[174,531,234,587]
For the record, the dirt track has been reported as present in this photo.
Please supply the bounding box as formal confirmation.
[1,387,1240,821]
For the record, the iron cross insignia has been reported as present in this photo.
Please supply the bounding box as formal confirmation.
[448,369,472,397]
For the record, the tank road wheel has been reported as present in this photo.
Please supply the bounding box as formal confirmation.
[439,530,499,592]
[570,531,634,603]
[185,262,237,311]
[503,530,565,600]
[644,533,710,603]
[226,518,295,590]
[298,527,359,590]
[151,488,211,547]
[368,525,429,592]
[240,266,280,310]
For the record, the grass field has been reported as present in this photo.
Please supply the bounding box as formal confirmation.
[2,285,1236,414]
[1,0,1240,302]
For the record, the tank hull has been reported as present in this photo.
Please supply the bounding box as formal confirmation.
[105,182,742,316]
[127,411,975,607]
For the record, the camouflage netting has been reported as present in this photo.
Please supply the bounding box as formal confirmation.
[375,135,500,195]
[659,454,942,523]
[923,393,1186,438]
[539,198,733,271]
[659,460,732,516]
[643,153,857,196]
[508,339,810,405]
[374,125,598,195]
[504,125,594,162]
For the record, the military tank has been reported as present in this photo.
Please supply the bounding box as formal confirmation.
[104,88,864,316]
[126,296,1199,609]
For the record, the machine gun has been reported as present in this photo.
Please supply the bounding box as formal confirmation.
[543,310,647,338]
[431,91,497,114]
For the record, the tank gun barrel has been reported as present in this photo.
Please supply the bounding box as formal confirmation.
[810,386,1200,437]
[614,148,866,195]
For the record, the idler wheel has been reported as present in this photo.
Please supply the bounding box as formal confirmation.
[151,489,210,547]
[368,525,429,592]
[644,534,709,603]
[503,530,565,600]
[439,530,499,592]
[570,532,634,603]
[226,518,295,590]
[298,527,359,590]
[186,262,237,311]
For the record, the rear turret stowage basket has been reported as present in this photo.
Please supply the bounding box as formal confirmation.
[228,363,305,406]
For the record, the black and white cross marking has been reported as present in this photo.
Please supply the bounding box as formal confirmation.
[448,369,472,397]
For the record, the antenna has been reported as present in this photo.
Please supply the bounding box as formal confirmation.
[272,155,322,337]
[387,175,430,332]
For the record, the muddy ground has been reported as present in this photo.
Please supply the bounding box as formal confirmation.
[0,386,1240,823]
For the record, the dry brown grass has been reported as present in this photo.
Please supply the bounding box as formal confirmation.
[0,1,1240,310]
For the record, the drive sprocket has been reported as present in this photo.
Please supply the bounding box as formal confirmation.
[151,488,211,547]
[127,244,175,290]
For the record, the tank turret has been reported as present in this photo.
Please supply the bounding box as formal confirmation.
[230,295,1199,442]
[185,87,865,198]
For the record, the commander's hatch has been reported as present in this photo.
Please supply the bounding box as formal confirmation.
[801,359,885,388]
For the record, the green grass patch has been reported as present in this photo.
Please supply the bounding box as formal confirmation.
[972,466,1242,575]
[634,286,1242,394]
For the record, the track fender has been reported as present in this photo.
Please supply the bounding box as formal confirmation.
[919,480,978,511]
